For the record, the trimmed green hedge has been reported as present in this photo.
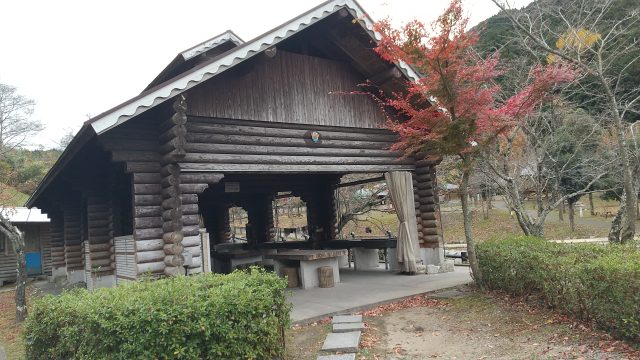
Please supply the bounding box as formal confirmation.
[24,268,290,360]
[477,237,640,343]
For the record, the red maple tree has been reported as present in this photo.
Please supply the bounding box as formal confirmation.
[373,0,577,282]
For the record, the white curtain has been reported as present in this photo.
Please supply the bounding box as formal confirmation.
[385,171,419,273]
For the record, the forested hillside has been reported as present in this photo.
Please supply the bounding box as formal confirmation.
[475,0,639,61]
[474,0,640,94]
[0,149,61,206]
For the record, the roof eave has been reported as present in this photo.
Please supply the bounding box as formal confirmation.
[25,125,96,208]
[87,0,421,136]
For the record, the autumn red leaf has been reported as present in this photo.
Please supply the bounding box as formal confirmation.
[373,0,578,158]
[371,0,578,283]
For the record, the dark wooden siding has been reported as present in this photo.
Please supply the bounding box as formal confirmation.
[181,117,413,173]
[98,118,165,276]
[186,51,388,129]
[0,232,17,282]
[0,223,51,282]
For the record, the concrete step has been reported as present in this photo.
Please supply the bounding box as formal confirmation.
[321,331,361,353]
[331,315,362,324]
[317,354,356,360]
[333,322,365,333]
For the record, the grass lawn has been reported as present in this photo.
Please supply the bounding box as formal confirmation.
[338,202,621,243]
[286,286,640,359]
[336,196,631,242]
[440,207,615,243]
[340,210,399,238]
[0,185,29,207]
[438,195,638,243]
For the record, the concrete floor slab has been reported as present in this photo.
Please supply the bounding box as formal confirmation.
[332,315,362,324]
[317,354,356,360]
[321,331,361,352]
[290,266,472,323]
[333,322,365,333]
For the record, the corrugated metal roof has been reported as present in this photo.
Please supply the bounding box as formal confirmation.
[89,0,420,135]
[144,30,244,91]
[180,30,244,61]
[0,207,49,223]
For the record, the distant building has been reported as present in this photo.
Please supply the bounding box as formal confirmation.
[0,207,51,286]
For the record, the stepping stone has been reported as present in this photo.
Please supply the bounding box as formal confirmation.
[333,322,365,333]
[317,354,356,360]
[332,315,362,324]
[321,331,361,352]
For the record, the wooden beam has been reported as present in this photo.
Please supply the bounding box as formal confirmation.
[334,175,386,188]
[181,163,414,173]
[368,67,402,86]
[186,122,397,142]
[186,133,393,150]
[181,153,412,165]
[183,143,401,158]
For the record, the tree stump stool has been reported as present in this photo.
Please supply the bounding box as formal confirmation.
[318,266,334,288]
[282,267,299,288]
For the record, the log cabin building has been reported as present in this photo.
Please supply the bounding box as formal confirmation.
[26,0,444,288]
[0,208,51,286]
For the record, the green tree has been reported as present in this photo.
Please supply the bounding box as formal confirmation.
[0,83,45,322]
[373,0,575,282]
[489,0,640,242]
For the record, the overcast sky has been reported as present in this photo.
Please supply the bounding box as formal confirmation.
[1,0,532,148]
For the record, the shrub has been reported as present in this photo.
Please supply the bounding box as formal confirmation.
[24,268,290,360]
[477,237,640,343]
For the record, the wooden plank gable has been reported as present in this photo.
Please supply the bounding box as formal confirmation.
[187,51,387,129]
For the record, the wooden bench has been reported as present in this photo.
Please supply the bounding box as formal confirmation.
[267,250,347,289]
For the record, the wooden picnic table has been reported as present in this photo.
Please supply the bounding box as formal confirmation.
[267,249,347,289]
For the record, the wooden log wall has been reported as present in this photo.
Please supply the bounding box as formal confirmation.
[86,196,114,285]
[160,98,188,277]
[98,109,165,278]
[413,161,441,248]
[49,212,65,271]
[132,172,165,277]
[180,117,413,173]
[99,102,222,277]
[179,177,209,275]
[63,206,84,271]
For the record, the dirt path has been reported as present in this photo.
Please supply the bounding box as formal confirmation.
[288,286,638,360]
[367,289,636,359]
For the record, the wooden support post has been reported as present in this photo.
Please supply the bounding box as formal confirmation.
[63,204,84,272]
[160,96,188,276]
[246,194,274,245]
[301,176,340,248]
[49,211,66,277]
[413,161,444,265]
[85,195,115,289]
